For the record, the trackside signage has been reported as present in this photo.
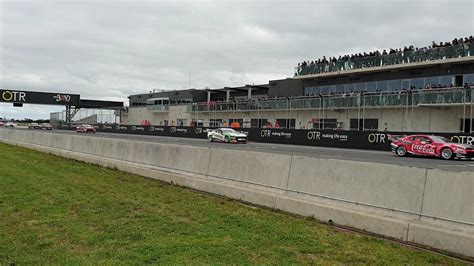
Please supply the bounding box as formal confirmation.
[57,125,474,151]
[0,89,80,106]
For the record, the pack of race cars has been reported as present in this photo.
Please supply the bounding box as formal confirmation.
[28,123,54,130]
[4,121,471,160]
[206,128,474,160]
[83,125,471,160]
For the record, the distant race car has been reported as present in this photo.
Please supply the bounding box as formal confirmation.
[391,134,474,160]
[0,122,3,127]
[76,124,96,133]
[4,122,17,128]
[207,128,247,143]
[28,123,40,129]
[40,123,54,130]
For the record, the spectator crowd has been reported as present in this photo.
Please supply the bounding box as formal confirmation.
[297,37,474,76]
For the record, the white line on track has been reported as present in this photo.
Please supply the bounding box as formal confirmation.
[437,164,467,168]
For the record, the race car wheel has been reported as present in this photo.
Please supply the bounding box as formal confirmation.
[440,148,453,160]
[208,135,213,142]
[396,146,407,157]
[225,136,230,143]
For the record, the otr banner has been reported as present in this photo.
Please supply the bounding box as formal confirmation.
[58,125,474,151]
[0,89,80,106]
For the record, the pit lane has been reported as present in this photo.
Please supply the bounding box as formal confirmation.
[12,128,474,172]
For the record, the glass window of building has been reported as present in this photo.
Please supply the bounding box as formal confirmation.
[401,80,410,90]
[376,80,388,91]
[425,76,440,86]
[355,83,365,92]
[320,86,329,95]
[464,74,474,84]
[336,84,345,93]
[366,81,377,92]
[439,75,453,86]
[345,83,355,92]
[410,78,424,90]
[389,79,401,90]
[350,119,360,130]
[363,119,379,130]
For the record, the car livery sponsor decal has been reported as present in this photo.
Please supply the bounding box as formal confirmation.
[411,144,436,155]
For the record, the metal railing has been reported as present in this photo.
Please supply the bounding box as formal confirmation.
[190,87,473,113]
[295,43,474,76]
[146,105,169,112]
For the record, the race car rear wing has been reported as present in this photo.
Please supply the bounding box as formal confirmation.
[387,134,407,141]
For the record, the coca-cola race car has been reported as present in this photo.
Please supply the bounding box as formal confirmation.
[391,134,474,160]
[207,128,247,143]
[76,124,96,133]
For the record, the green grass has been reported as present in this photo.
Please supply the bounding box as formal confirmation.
[0,142,465,264]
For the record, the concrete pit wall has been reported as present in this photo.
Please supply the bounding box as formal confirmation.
[0,129,473,258]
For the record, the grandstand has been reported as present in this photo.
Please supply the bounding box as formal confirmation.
[127,39,474,133]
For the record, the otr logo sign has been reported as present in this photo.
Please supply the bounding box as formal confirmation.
[307,131,321,140]
[451,135,474,145]
[1,90,26,102]
[368,133,386,143]
[261,129,271,137]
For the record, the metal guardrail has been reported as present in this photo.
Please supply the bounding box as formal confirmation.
[146,105,169,112]
[189,88,473,113]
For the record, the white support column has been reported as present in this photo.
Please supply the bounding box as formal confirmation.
[226,90,230,102]
[207,91,211,103]
[247,88,252,100]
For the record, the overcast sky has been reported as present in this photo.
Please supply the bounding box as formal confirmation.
[1,0,473,119]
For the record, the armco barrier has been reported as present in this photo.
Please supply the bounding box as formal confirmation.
[58,124,474,151]
[1,129,473,258]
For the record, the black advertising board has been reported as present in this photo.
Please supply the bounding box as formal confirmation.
[247,128,390,150]
[58,125,474,151]
[83,124,210,139]
[0,89,80,106]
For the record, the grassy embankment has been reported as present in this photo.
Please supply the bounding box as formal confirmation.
[0,142,464,264]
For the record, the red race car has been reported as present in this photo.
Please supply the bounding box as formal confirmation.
[391,134,474,160]
[76,124,96,133]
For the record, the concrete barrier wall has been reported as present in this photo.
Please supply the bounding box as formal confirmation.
[1,129,473,258]
[0,130,212,175]
[208,148,292,189]
[421,169,474,225]
[287,156,427,214]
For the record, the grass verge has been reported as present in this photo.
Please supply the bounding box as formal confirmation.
[0,142,465,264]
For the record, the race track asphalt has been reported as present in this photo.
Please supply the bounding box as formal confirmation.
[10,128,474,172]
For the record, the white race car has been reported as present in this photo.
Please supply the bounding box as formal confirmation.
[4,122,17,128]
[207,128,248,143]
